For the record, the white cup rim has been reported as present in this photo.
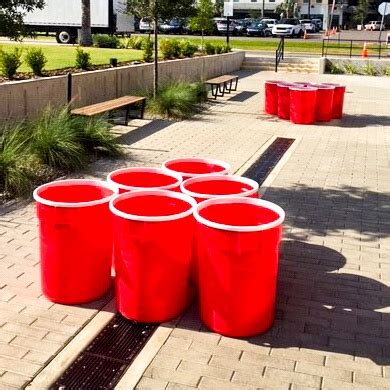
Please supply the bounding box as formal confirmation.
[180,174,259,200]
[194,196,285,232]
[162,157,231,178]
[109,189,197,222]
[107,167,183,192]
[33,179,118,208]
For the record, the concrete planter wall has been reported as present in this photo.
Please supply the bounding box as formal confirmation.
[0,51,245,121]
[320,57,390,74]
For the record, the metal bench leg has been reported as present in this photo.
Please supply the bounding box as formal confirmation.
[211,84,218,99]
[219,83,225,97]
[233,77,238,91]
[225,80,233,94]
[124,106,130,125]
[139,100,146,119]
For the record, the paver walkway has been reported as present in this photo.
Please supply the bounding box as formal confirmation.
[0,69,389,389]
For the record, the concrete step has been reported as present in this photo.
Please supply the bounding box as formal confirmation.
[241,59,318,73]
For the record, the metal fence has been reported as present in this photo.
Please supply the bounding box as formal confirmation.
[322,38,389,59]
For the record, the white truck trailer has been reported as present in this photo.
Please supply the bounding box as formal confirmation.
[23,0,134,44]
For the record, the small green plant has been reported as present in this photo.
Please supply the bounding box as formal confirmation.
[25,48,47,76]
[93,34,119,48]
[0,124,33,196]
[362,62,377,76]
[160,39,181,60]
[215,45,223,54]
[221,43,231,53]
[75,47,92,70]
[147,81,201,120]
[343,61,360,75]
[74,116,122,156]
[143,39,154,63]
[204,42,215,55]
[0,47,23,79]
[326,61,344,74]
[29,106,87,171]
[180,40,198,57]
[382,67,390,76]
[123,36,146,50]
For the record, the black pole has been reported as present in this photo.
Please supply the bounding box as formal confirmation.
[227,16,230,46]
[67,73,72,104]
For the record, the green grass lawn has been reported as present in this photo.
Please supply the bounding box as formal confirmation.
[0,43,143,73]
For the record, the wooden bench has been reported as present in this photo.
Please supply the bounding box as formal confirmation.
[205,75,239,99]
[71,95,146,125]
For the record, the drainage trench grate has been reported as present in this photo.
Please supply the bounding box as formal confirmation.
[50,314,157,389]
[243,137,295,184]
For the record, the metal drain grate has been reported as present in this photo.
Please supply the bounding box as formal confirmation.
[243,138,295,185]
[50,314,157,390]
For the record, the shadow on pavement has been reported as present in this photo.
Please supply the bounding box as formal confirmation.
[248,241,389,366]
[228,91,258,102]
[334,114,390,128]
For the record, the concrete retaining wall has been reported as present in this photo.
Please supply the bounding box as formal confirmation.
[0,51,245,121]
[320,57,390,74]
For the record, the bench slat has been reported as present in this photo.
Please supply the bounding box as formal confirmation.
[71,96,146,116]
[205,75,238,85]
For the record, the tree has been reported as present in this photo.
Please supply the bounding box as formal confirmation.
[214,0,224,17]
[127,0,195,95]
[353,0,369,26]
[80,0,93,46]
[275,0,297,18]
[0,0,45,40]
[189,0,214,52]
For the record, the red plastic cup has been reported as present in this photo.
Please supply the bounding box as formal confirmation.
[194,197,285,337]
[162,158,230,181]
[321,83,346,119]
[290,86,317,125]
[33,179,118,304]
[110,190,197,322]
[264,80,284,115]
[107,167,183,194]
[310,83,335,122]
[277,83,294,120]
[180,174,259,203]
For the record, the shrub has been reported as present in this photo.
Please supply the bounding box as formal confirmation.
[25,48,47,76]
[343,61,360,75]
[123,36,146,50]
[180,40,198,57]
[73,116,122,156]
[147,82,200,120]
[0,124,33,196]
[382,67,390,76]
[221,44,231,53]
[93,34,119,48]
[75,47,92,70]
[362,62,377,76]
[143,39,154,63]
[29,106,87,171]
[190,81,208,103]
[160,39,181,59]
[215,45,223,54]
[326,61,344,74]
[204,42,215,55]
[0,47,23,79]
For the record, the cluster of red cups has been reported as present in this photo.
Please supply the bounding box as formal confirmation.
[265,80,346,125]
[33,158,285,337]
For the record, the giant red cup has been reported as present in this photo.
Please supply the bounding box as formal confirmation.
[321,83,346,119]
[107,167,182,194]
[264,80,284,115]
[33,179,118,304]
[180,174,259,203]
[162,158,230,180]
[277,83,295,120]
[290,86,317,124]
[194,197,285,337]
[310,83,335,122]
[110,190,197,322]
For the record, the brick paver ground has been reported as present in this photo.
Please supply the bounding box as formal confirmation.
[0,68,389,389]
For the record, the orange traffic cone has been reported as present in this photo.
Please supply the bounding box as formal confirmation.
[332,27,336,35]
[361,42,368,58]
[303,30,308,39]
[324,29,329,37]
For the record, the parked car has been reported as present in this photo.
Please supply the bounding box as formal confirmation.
[234,20,250,35]
[216,19,237,35]
[300,19,316,33]
[260,18,277,29]
[139,18,153,33]
[246,21,271,37]
[272,18,304,37]
[364,21,384,31]
[311,18,323,31]
[159,18,185,34]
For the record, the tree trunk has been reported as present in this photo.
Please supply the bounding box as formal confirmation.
[201,29,204,53]
[153,17,158,97]
[80,0,92,46]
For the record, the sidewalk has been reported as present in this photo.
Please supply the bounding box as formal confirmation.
[0,70,390,389]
